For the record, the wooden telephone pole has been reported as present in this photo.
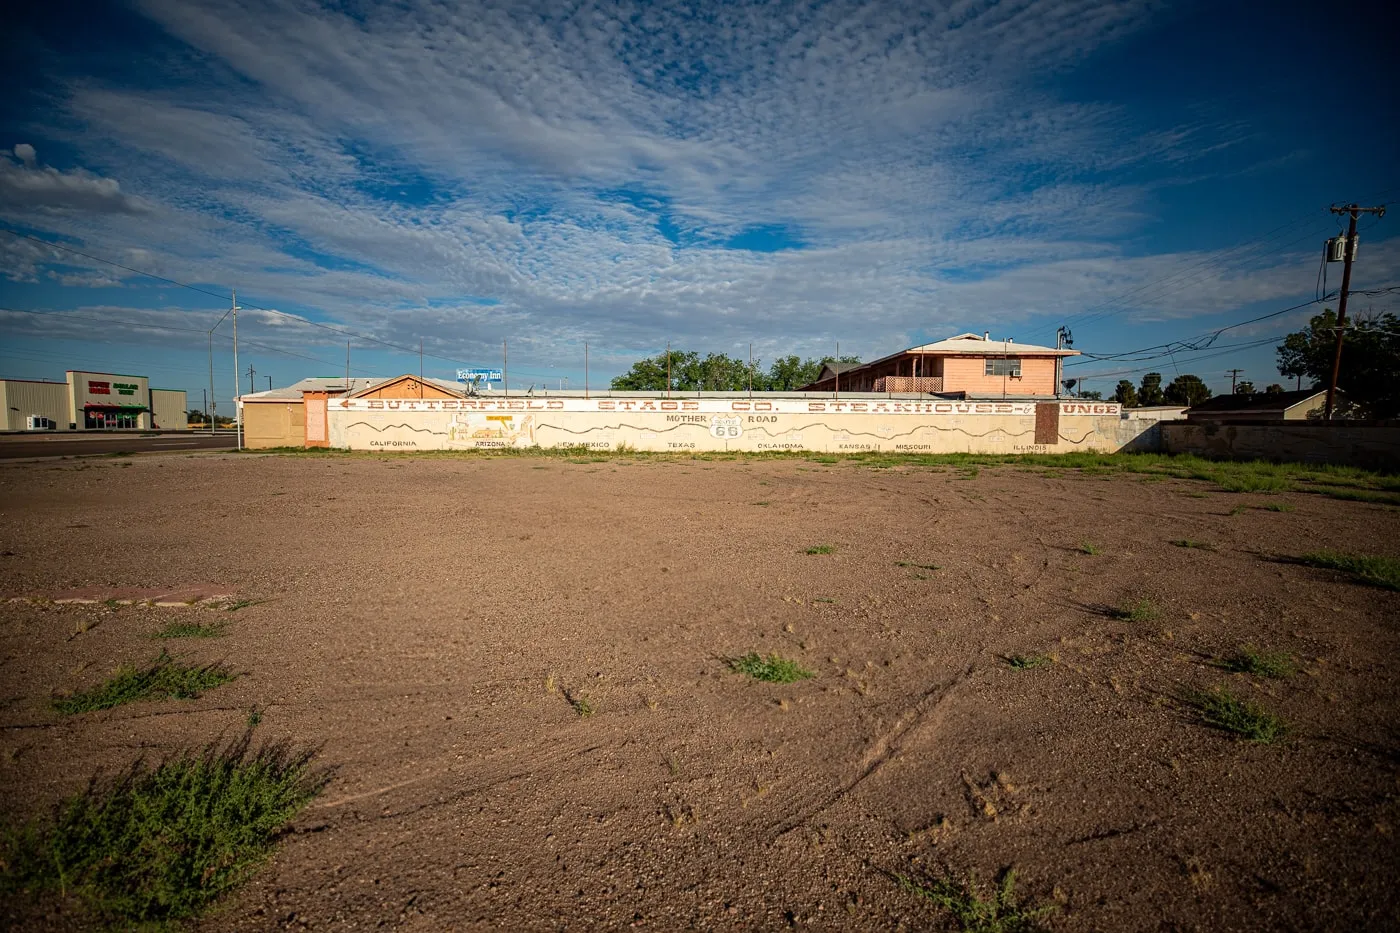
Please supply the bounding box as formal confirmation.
[1324,203,1386,419]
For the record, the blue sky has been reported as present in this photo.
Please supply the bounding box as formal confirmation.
[1,0,1396,407]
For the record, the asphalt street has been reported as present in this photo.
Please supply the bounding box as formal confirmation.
[0,433,239,459]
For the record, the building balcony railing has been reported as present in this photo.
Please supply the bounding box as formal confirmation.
[873,376,943,393]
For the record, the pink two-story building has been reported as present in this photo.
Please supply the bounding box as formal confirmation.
[800,332,1078,397]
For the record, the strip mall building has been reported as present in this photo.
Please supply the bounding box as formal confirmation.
[0,371,188,432]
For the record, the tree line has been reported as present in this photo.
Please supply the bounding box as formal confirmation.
[610,351,861,392]
[605,309,1400,417]
[1110,308,1398,416]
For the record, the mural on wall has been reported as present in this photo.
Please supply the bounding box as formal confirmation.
[329,397,1134,454]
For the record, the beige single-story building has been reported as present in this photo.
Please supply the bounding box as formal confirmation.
[0,371,187,430]
[240,375,467,448]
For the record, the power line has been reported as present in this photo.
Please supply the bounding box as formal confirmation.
[0,226,480,369]
[1065,294,1334,367]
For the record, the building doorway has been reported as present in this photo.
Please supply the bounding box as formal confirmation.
[84,407,144,430]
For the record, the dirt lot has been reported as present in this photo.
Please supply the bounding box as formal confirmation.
[1,452,1398,931]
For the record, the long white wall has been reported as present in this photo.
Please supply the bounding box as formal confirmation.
[327,397,1155,454]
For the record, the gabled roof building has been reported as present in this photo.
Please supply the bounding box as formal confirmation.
[800,332,1078,397]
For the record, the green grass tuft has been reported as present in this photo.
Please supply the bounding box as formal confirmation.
[1169,539,1216,551]
[53,653,235,715]
[0,734,327,925]
[727,652,814,683]
[1258,502,1294,512]
[896,561,941,571]
[1113,599,1160,623]
[1076,542,1100,555]
[1299,551,1400,590]
[153,619,228,639]
[1003,654,1052,670]
[1183,687,1286,743]
[1216,474,1289,494]
[896,868,1054,933]
[1217,646,1296,679]
[566,692,595,718]
[804,544,835,555]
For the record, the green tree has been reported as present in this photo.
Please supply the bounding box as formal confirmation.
[1264,383,1284,394]
[613,350,859,391]
[1138,372,1165,406]
[1234,381,1256,396]
[1276,309,1400,418]
[1113,380,1139,407]
[610,352,675,391]
[1079,389,1104,400]
[1164,374,1212,407]
[765,355,815,391]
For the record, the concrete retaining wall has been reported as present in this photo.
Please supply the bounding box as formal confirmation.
[1162,421,1400,470]
[327,396,1158,455]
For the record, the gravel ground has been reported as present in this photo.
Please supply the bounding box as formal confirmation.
[1,452,1398,931]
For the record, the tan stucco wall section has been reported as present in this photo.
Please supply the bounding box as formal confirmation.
[327,401,1143,455]
[1162,422,1400,470]
[243,401,307,449]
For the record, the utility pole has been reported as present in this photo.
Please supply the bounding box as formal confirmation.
[246,365,256,396]
[232,291,241,452]
[202,389,207,429]
[267,376,272,391]
[208,292,237,437]
[1055,326,1073,398]
[1226,369,1243,394]
[1325,203,1386,419]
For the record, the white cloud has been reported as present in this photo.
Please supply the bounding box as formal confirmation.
[4,0,1372,374]
[0,145,150,215]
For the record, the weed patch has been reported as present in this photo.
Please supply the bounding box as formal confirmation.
[1169,539,1216,551]
[896,561,941,571]
[896,868,1054,932]
[1217,647,1296,679]
[804,544,835,555]
[1216,474,1288,494]
[1182,687,1286,743]
[564,690,594,718]
[727,652,814,684]
[1258,502,1294,512]
[1113,599,1160,623]
[1300,551,1400,590]
[1003,654,1052,670]
[0,734,327,925]
[153,619,228,639]
[1077,542,1100,555]
[54,653,235,715]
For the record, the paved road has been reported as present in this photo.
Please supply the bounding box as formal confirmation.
[0,433,239,459]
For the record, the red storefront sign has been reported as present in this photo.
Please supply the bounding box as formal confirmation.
[89,381,111,395]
